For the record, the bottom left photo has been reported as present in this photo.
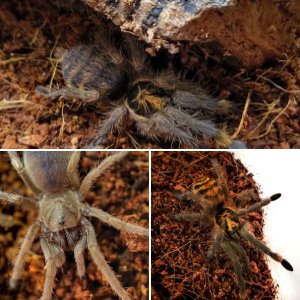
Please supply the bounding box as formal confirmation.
[0,151,149,300]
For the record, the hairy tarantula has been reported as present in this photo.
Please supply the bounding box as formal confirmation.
[0,151,148,300]
[170,159,293,299]
[36,34,245,149]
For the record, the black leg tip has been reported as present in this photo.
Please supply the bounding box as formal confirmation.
[270,193,281,201]
[282,259,293,271]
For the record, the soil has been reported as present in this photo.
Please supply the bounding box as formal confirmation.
[0,151,149,300]
[151,151,277,299]
[0,0,299,149]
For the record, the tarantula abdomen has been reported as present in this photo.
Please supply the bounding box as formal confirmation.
[36,44,130,102]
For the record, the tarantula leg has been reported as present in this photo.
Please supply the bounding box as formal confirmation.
[228,241,251,275]
[40,258,57,300]
[211,159,229,201]
[94,29,123,65]
[164,107,219,146]
[174,191,213,216]
[0,191,37,210]
[8,151,40,196]
[221,242,248,299]
[237,193,281,216]
[35,85,99,102]
[229,140,247,149]
[240,227,293,271]
[163,107,245,149]
[174,191,200,203]
[123,34,147,72]
[74,234,87,278]
[88,105,128,148]
[79,151,128,196]
[83,218,131,300]
[9,222,40,288]
[169,213,202,222]
[40,240,65,300]
[135,112,196,147]
[67,152,81,189]
[234,189,258,208]
[172,89,231,114]
[206,228,224,261]
[84,206,148,236]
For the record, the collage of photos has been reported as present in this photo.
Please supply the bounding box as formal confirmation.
[0,0,299,300]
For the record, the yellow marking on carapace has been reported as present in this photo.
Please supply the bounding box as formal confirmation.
[220,211,240,234]
[134,87,165,112]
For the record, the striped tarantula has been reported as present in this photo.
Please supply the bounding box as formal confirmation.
[36,34,245,149]
[170,159,293,299]
[0,151,148,300]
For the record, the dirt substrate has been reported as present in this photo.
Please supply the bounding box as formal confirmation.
[0,0,299,149]
[0,151,149,300]
[151,151,277,299]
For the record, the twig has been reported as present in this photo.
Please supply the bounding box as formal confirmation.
[257,75,300,95]
[232,92,251,139]
[0,57,27,65]
[247,99,281,139]
[58,101,65,141]
[249,98,291,140]
[0,95,32,110]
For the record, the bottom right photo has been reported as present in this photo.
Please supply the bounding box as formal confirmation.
[151,151,299,300]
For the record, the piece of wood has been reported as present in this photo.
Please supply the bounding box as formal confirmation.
[81,0,300,68]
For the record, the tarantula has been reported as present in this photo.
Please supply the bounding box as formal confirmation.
[36,34,245,149]
[0,151,148,300]
[170,159,293,299]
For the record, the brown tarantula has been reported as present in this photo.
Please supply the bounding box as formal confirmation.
[170,159,293,299]
[36,34,245,149]
[0,151,148,300]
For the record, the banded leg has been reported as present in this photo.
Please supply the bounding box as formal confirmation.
[240,226,293,271]
[10,222,40,288]
[237,193,281,216]
[83,219,131,300]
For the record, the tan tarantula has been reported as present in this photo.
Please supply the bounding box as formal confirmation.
[170,159,293,299]
[0,151,148,300]
[36,34,245,149]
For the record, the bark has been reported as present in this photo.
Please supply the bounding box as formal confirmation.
[81,0,300,68]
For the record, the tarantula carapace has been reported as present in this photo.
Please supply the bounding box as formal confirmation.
[36,34,245,149]
[170,159,293,299]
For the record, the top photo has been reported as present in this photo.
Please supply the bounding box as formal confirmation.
[0,0,299,149]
